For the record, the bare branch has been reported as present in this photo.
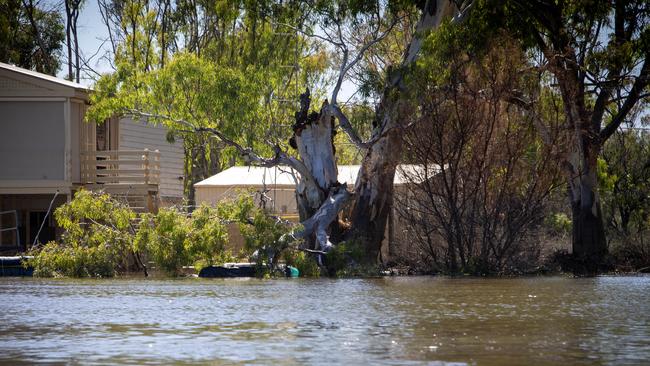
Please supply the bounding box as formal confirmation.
[600,57,650,142]
[121,109,319,188]
[331,104,369,149]
[331,16,401,103]
[274,22,344,47]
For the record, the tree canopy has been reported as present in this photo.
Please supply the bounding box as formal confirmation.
[0,0,65,75]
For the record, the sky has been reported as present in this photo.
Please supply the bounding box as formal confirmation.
[55,0,114,84]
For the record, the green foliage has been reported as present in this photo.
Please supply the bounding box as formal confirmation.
[216,193,301,276]
[599,130,650,270]
[240,209,297,273]
[283,250,321,277]
[135,208,191,276]
[28,190,136,278]
[187,205,234,270]
[134,205,234,275]
[324,239,365,277]
[0,0,64,75]
[28,240,117,278]
[28,189,302,277]
[545,213,572,237]
[215,192,257,223]
[88,0,331,176]
[600,130,650,236]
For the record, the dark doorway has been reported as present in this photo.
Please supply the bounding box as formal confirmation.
[29,211,55,246]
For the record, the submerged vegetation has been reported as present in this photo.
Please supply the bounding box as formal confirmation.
[27,190,136,278]
[27,190,326,278]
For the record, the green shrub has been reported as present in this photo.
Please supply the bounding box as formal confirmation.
[324,240,365,277]
[284,250,321,277]
[216,194,298,275]
[187,204,234,270]
[28,190,136,278]
[135,208,191,276]
[240,209,298,274]
[545,212,572,236]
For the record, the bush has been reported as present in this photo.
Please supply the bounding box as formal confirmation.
[28,190,136,277]
[135,208,191,276]
[187,204,234,271]
[284,250,320,277]
[216,194,299,275]
[324,240,366,277]
[29,190,304,278]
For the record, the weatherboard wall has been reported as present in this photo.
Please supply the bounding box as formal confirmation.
[118,117,185,201]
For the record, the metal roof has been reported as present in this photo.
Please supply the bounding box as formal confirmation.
[194,164,440,188]
[0,62,89,91]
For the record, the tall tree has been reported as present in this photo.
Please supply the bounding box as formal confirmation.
[0,0,64,75]
[462,0,650,271]
[89,0,470,264]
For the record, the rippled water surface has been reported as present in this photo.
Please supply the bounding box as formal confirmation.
[0,276,648,365]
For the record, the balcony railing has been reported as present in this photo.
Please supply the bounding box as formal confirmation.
[80,149,160,186]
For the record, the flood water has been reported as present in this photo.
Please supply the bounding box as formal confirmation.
[0,276,648,365]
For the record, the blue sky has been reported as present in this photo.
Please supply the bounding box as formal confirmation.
[55,0,113,84]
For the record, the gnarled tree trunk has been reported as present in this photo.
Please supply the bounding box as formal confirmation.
[348,0,455,262]
[567,132,607,269]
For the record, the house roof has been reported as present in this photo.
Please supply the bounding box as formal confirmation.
[0,62,90,100]
[194,164,440,188]
[0,62,89,90]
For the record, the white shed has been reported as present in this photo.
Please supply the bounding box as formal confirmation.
[194,164,433,215]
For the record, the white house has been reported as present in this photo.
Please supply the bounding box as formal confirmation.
[0,62,184,252]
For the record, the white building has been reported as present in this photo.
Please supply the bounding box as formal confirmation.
[0,62,184,252]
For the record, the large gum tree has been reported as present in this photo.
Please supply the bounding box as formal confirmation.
[89,0,473,264]
[488,0,650,270]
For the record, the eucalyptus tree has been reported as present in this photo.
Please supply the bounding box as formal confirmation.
[94,0,326,203]
[0,0,64,75]
[90,0,472,263]
[461,1,650,270]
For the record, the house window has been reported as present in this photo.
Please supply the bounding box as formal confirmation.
[96,120,108,151]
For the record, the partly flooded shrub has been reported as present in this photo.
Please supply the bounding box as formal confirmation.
[135,205,237,275]
[284,250,320,277]
[187,205,234,270]
[324,240,365,277]
[28,190,136,278]
[241,209,297,275]
[135,208,191,276]
[216,194,299,275]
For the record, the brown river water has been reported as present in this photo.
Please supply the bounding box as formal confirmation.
[0,276,648,365]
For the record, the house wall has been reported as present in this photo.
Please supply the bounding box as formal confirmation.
[118,117,184,201]
[195,186,298,215]
[70,101,83,183]
[0,101,65,181]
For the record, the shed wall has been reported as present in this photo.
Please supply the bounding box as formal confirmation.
[195,186,298,215]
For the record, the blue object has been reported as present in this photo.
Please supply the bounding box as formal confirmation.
[0,257,33,277]
[286,266,300,278]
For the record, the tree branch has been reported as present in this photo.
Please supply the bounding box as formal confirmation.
[121,109,320,189]
[330,104,369,149]
[296,184,352,251]
[600,58,650,142]
[331,16,401,103]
